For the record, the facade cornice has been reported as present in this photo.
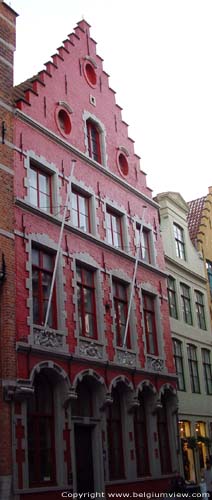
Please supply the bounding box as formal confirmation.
[15,343,177,381]
[165,255,207,284]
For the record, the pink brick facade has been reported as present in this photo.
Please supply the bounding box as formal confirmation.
[0,5,178,498]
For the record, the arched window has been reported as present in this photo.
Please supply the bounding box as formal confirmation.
[27,373,56,486]
[134,394,150,477]
[107,388,125,480]
[86,119,102,164]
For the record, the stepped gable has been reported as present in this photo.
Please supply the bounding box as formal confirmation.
[187,196,206,243]
[12,18,151,193]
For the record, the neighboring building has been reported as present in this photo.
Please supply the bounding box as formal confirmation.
[188,188,212,325]
[0,4,179,499]
[0,2,17,499]
[156,192,212,484]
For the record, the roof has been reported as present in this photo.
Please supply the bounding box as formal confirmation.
[187,196,206,243]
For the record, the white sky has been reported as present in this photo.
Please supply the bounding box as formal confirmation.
[9,0,212,202]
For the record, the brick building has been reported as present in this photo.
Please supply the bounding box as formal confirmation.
[0,2,17,499]
[0,2,178,498]
[188,188,212,325]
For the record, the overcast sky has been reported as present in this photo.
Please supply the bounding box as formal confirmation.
[9,0,212,202]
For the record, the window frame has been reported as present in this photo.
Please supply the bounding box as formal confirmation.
[136,224,151,263]
[71,188,91,233]
[202,349,212,395]
[167,276,178,319]
[174,223,186,260]
[180,283,192,325]
[173,339,185,391]
[195,290,206,330]
[187,344,200,394]
[106,208,124,250]
[112,279,130,348]
[86,119,102,164]
[32,247,57,329]
[142,293,158,356]
[76,264,97,339]
[29,162,53,213]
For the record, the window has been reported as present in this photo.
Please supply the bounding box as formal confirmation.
[180,284,192,325]
[71,190,90,232]
[107,388,125,480]
[32,248,57,328]
[157,399,172,474]
[174,223,185,260]
[202,349,212,395]
[27,373,56,486]
[142,293,158,355]
[113,280,130,348]
[173,339,185,391]
[167,277,178,319]
[206,261,212,297]
[136,224,151,263]
[195,291,206,330]
[106,209,123,249]
[29,164,52,212]
[86,119,101,163]
[187,345,200,393]
[76,265,97,339]
[134,396,150,477]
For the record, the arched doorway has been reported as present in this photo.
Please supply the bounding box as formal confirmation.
[71,375,104,493]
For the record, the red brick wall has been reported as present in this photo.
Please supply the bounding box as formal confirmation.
[0,0,17,479]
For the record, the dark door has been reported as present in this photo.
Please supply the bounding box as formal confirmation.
[75,425,94,493]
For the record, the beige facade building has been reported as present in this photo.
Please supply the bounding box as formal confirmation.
[188,187,212,326]
[156,192,212,484]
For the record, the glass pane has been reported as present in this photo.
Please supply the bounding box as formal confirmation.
[29,168,37,188]
[29,186,38,206]
[42,273,51,300]
[72,208,79,227]
[76,269,82,283]
[43,253,53,271]
[32,248,39,266]
[33,297,39,324]
[84,269,93,287]
[79,213,88,231]
[85,313,94,337]
[84,288,93,313]
[79,195,87,214]
[39,192,50,212]
[117,283,126,300]
[72,192,78,210]
[39,173,49,195]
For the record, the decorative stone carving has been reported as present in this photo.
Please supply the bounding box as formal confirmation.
[147,356,164,372]
[79,341,103,359]
[34,328,63,348]
[116,349,136,367]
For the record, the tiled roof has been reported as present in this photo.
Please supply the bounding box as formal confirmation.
[187,196,206,243]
